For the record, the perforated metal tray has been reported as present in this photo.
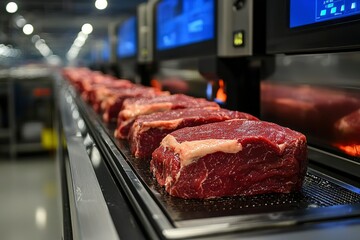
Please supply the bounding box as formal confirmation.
[115,139,360,220]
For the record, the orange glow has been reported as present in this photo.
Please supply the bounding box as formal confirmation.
[215,79,227,102]
[334,144,360,157]
[150,79,162,91]
[33,88,51,97]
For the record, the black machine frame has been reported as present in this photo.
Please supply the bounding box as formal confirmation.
[267,0,360,54]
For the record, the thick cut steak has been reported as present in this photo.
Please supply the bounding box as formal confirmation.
[129,108,258,158]
[88,81,135,112]
[151,119,307,199]
[101,87,167,123]
[88,80,134,100]
[261,82,360,140]
[334,109,360,144]
[114,94,219,139]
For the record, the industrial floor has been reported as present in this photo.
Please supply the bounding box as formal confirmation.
[0,153,61,240]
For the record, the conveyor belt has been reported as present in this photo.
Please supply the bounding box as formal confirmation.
[113,138,360,221]
[67,85,360,239]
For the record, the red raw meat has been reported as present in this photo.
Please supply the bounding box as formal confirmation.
[101,87,168,123]
[129,108,258,158]
[87,80,134,103]
[114,94,219,139]
[334,109,360,144]
[151,119,307,199]
[261,82,360,140]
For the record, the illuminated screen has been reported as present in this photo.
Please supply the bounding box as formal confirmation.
[102,39,110,61]
[156,0,215,51]
[117,16,137,58]
[290,0,360,28]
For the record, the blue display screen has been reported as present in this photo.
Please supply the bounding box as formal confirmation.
[102,39,110,61]
[117,16,137,58]
[290,0,360,28]
[156,0,215,51]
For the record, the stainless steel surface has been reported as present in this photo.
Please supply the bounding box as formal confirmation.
[195,218,360,240]
[138,0,158,63]
[218,0,253,57]
[308,146,360,178]
[58,87,119,240]
[137,3,148,63]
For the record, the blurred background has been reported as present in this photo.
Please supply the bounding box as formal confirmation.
[0,1,145,239]
[0,0,144,67]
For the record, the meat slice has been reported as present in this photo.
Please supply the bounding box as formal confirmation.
[261,82,360,140]
[114,94,219,139]
[88,81,135,111]
[87,80,134,101]
[129,108,258,158]
[151,119,307,199]
[101,87,168,123]
[334,109,360,145]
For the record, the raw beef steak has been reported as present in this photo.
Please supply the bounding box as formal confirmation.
[114,94,219,139]
[129,108,258,158]
[334,109,360,144]
[261,82,360,140]
[151,119,307,199]
[88,81,135,112]
[101,87,168,123]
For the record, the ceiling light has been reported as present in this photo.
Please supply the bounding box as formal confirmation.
[31,35,40,43]
[76,32,88,43]
[15,15,26,28]
[23,24,34,35]
[95,0,108,10]
[47,55,62,66]
[6,2,18,13]
[81,23,93,35]
[74,38,85,47]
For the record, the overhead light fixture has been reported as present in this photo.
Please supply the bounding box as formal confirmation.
[77,32,88,42]
[31,35,40,43]
[23,24,34,35]
[66,30,90,61]
[6,2,18,13]
[0,44,21,58]
[47,55,62,66]
[15,15,26,28]
[81,23,93,35]
[95,0,108,10]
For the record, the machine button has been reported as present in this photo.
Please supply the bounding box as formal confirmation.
[233,30,245,47]
[233,0,246,11]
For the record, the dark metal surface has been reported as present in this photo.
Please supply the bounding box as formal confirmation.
[266,0,360,54]
[113,137,360,222]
